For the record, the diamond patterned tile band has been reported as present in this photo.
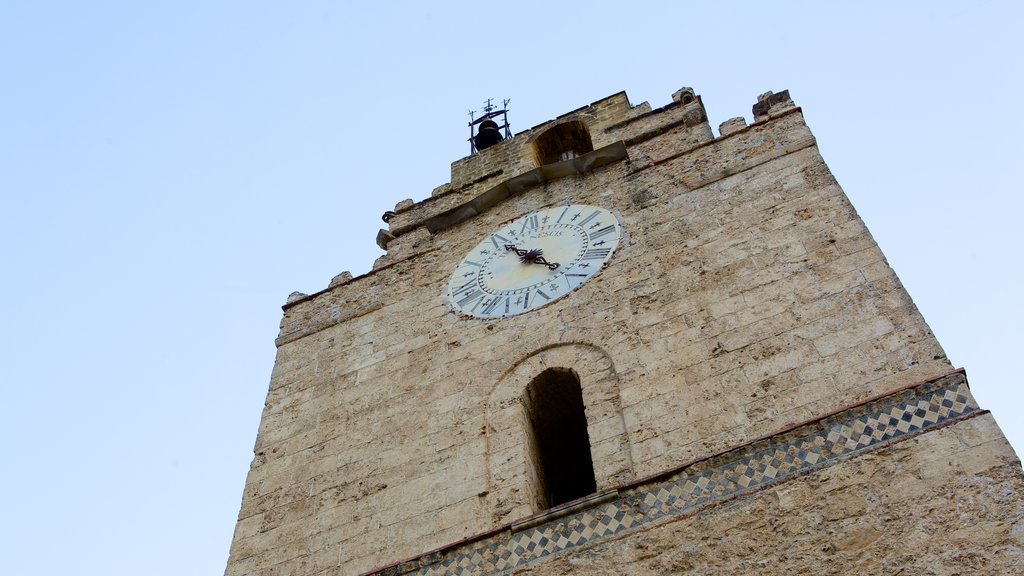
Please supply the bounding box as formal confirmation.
[370,372,976,576]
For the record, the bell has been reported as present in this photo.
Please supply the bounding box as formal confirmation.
[474,119,503,151]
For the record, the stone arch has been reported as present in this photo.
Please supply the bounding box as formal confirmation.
[531,119,594,166]
[485,343,633,522]
[523,367,596,509]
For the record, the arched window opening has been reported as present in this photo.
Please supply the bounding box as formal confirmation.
[532,121,594,166]
[523,368,597,509]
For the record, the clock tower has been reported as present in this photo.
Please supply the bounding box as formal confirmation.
[225,87,1024,575]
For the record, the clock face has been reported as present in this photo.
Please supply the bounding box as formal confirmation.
[446,204,622,318]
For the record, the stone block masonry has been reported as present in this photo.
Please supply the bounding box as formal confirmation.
[225,86,1024,576]
[366,371,1021,575]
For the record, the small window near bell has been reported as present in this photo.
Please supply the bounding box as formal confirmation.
[533,121,593,166]
[523,367,597,509]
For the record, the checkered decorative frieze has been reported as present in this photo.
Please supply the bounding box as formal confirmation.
[372,372,976,576]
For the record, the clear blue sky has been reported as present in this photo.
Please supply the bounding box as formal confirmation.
[2,2,1021,575]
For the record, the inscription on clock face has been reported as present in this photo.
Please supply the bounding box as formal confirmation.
[445,204,622,318]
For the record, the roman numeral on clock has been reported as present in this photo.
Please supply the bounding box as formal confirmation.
[490,234,511,250]
[581,248,612,260]
[457,288,484,307]
[481,296,503,315]
[451,279,476,297]
[589,225,616,240]
[520,214,539,234]
[564,272,588,287]
[577,210,600,226]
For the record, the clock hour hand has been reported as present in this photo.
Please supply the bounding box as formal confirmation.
[504,244,560,270]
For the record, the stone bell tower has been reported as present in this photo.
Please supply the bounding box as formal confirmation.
[225,87,1024,575]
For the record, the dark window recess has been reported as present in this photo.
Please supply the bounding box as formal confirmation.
[532,121,594,166]
[523,368,597,508]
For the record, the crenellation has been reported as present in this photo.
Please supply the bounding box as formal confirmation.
[603,93,706,141]
[753,89,797,121]
[621,119,714,168]
[671,87,697,104]
[385,178,491,237]
[719,116,748,136]
[327,270,354,288]
[382,225,433,261]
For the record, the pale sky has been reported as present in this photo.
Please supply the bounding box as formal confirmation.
[2,2,1021,575]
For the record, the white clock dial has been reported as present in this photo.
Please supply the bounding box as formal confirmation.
[446,204,622,318]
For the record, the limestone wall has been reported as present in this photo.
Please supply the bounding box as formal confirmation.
[510,413,1024,575]
[361,372,1023,575]
[224,88,1013,576]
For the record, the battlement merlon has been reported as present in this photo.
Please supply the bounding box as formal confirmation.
[276,88,806,346]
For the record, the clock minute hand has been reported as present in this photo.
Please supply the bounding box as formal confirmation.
[504,244,560,270]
